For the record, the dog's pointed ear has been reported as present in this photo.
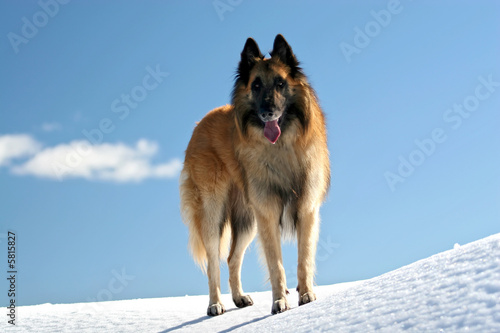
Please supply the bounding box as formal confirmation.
[238,38,263,84]
[271,34,300,75]
[241,37,263,63]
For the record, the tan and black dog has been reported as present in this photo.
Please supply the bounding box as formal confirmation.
[180,34,330,316]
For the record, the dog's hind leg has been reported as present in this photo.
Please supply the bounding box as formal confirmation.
[201,197,227,316]
[296,207,320,306]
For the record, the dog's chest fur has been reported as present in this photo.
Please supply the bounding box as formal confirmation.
[236,134,306,204]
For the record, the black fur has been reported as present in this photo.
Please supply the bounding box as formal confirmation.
[237,38,264,85]
[270,34,302,78]
[228,185,255,236]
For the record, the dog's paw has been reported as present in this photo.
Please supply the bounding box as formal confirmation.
[299,291,317,306]
[271,298,290,315]
[233,295,254,308]
[207,303,226,316]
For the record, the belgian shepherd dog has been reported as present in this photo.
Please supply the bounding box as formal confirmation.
[180,34,330,316]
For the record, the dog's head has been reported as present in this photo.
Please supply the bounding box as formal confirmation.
[232,34,308,144]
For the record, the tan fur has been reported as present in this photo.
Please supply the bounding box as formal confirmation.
[180,35,330,316]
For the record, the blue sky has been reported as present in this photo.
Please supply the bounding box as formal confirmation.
[1,1,499,307]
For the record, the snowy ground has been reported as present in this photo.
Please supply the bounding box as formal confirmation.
[4,233,500,332]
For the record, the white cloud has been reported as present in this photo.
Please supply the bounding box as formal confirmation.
[0,134,182,182]
[0,134,42,166]
[41,122,62,132]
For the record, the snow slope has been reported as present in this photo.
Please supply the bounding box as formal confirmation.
[5,233,500,332]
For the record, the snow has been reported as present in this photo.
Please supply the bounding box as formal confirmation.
[5,233,500,332]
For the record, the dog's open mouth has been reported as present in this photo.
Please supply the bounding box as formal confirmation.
[263,118,281,144]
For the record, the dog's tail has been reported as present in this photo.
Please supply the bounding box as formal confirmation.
[179,169,230,274]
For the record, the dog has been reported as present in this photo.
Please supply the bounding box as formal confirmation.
[180,34,330,316]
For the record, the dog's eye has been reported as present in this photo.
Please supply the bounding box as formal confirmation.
[275,78,286,89]
[251,79,262,92]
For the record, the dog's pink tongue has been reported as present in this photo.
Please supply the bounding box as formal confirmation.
[264,120,281,144]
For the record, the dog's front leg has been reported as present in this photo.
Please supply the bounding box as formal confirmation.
[255,209,289,314]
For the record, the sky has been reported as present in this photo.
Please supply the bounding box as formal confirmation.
[0,1,499,307]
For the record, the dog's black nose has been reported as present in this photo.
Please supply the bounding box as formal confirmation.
[259,111,274,122]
